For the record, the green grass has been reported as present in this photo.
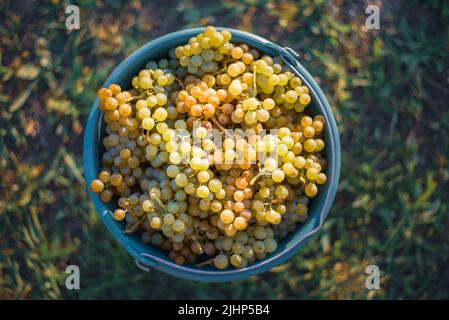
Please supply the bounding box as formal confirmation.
[1,0,448,299]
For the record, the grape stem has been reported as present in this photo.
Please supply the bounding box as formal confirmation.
[144,89,154,96]
[195,258,214,267]
[271,198,284,205]
[174,77,185,89]
[120,199,131,210]
[125,215,146,234]
[210,116,233,138]
[127,93,145,102]
[153,195,166,210]
[212,59,232,76]
[263,202,273,214]
[250,169,265,186]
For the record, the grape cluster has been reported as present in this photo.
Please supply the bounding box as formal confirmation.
[90,27,328,270]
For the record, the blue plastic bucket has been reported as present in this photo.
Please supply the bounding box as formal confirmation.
[83,27,341,282]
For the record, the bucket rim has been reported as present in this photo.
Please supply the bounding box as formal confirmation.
[83,27,341,282]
